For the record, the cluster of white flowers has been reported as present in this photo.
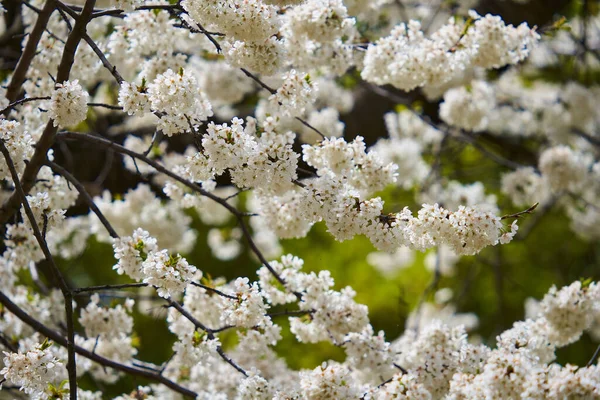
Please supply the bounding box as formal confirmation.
[0,119,34,181]
[112,228,198,298]
[221,277,269,328]
[146,68,213,136]
[269,70,317,118]
[118,80,151,117]
[48,80,89,128]
[142,250,198,298]
[79,294,135,340]
[362,12,539,91]
[538,145,590,193]
[439,80,496,132]
[1,340,64,397]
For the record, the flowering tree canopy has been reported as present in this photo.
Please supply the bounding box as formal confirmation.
[0,0,599,398]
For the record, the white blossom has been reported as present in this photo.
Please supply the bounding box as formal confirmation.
[48,80,89,128]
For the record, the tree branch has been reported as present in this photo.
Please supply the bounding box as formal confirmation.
[0,290,198,398]
[45,160,119,239]
[5,0,55,103]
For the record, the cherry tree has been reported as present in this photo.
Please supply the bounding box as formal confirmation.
[0,0,599,398]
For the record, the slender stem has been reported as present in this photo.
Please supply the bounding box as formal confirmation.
[87,102,123,110]
[81,32,124,84]
[189,282,238,300]
[587,344,600,367]
[0,96,50,116]
[168,301,248,376]
[72,283,147,294]
[45,160,119,238]
[500,202,539,220]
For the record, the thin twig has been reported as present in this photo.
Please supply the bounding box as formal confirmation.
[0,96,50,116]
[168,301,248,376]
[189,282,238,300]
[587,344,600,367]
[500,202,539,220]
[46,160,119,238]
[87,102,123,110]
[72,283,147,294]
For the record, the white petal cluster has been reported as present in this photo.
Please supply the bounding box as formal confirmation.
[221,277,269,328]
[407,204,516,255]
[118,80,151,116]
[142,250,198,298]
[284,0,353,43]
[299,362,361,399]
[79,294,135,340]
[112,228,158,280]
[468,10,541,69]
[344,326,394,379]
[182,0,279,42]
[48,80,89,128]
[538,145,589,192]
[0,119,34,181]
[539,280,600,346]
[501,167,551,207]
[237,370,273,400]
[183,0,282,74]
[222,38,284,76]
[23,192,65,233]
[439,80,496,132]
[362,12,539,91]
[1,341,64,398]
[269,70,317,118]
[199,117,299,195]
[147,68,213,136]
[112,228,198,298]
[202,117,257,175]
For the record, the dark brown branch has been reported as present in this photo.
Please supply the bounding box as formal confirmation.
[45,160,119,238]
[168,301,248,376]
[72,283,149,294]
[81,33,125,84]
[573,129,600,148]
[0,331,18,352]
[267,309,314,318]
[0,290,197,398]
[0,0,95,227]
[87,102,123,110]
[5,0,55,103]
[0,96,50,116]
[189,282,238,300]
[587,344,600,367]
[0,140,78,399]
